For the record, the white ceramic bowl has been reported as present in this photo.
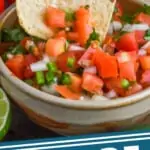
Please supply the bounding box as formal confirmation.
[0,0,150,135]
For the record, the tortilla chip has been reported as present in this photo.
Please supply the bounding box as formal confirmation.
[16,0,116,42]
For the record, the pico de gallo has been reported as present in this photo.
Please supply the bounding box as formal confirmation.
[1,2,150,100]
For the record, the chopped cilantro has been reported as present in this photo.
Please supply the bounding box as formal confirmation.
[8,44,26,55]
[1,26,27,43]
[144,29,150,41]
[65,9,75,22]
[86,28,100,48]
[121,14,135,24]
[138,4,150,15]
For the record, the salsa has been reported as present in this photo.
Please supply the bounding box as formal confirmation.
[1,2,150,100]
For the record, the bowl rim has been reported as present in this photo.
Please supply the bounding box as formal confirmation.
[0,4,150,110]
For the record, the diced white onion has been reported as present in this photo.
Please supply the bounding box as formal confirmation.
[80,96,85,101]
[7,53,14,59]
[108,24,113,35]
[112,21,122,32]
[42,54,50,63]
[122,24,133,32]
[65,27,71,32]
[122,24,149,32]
[30,61,48,72]
[138,49,147,56]
[105,90,117,99]
[69,44,85,51]
[84,66,97,74]
[142,41,150,49]
[131,24,149,31]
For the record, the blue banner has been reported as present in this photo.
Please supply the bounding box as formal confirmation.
[0,130,150,150]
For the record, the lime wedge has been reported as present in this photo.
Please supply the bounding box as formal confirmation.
[0,88,11,140]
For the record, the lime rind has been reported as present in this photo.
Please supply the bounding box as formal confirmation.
[0,88,11,140]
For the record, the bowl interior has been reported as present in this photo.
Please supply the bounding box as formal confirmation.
[0,1,150,110]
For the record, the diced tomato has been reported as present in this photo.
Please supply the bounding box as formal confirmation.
[24,54,37,79]
[116,32,138,51]
[46,6,66,28]
[75,7,92,46]
[115,51,137,63]
[0,0,4,14]
[113,2,123,21]
[8,0,15,4]
[24,54,37,67]
[141,70,150,86]
[116,51,137,81]
[135,30,146,45]
[67,73,82,93]
[56,51,85,72]
[55,85,81,100]
[20,37,31,48]
[6,55,25,79]
[55,30,67,39]
[135,62,140,73]
[45,38,66,57]
[94,51,118,78]
[103,35,116,47]
[67,32,79,42]
[37,42,46,54]
[135,13,150,25]
[82,73,104,94]
[119,62,136,81]
[78,47,96,67]
[146,47,150,55]
[105,78,125,96]
[75,7,90,21]
[125,83,143,96]
[139,56,150,70]
[103,35,116,54]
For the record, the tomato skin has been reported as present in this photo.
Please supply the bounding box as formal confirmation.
[56,51,85,72]
[139,56,150,70]
[116,32,138,52]
[78,47,96,67]
[45,38,66,57]
[82,73,104,94]
[135,13,150,25]
[6,55,25,79]
[24,54,37,79]
[75,7,92,46]
[135,30,146,45]
[46,7,66,28]
[94,51,118,79]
